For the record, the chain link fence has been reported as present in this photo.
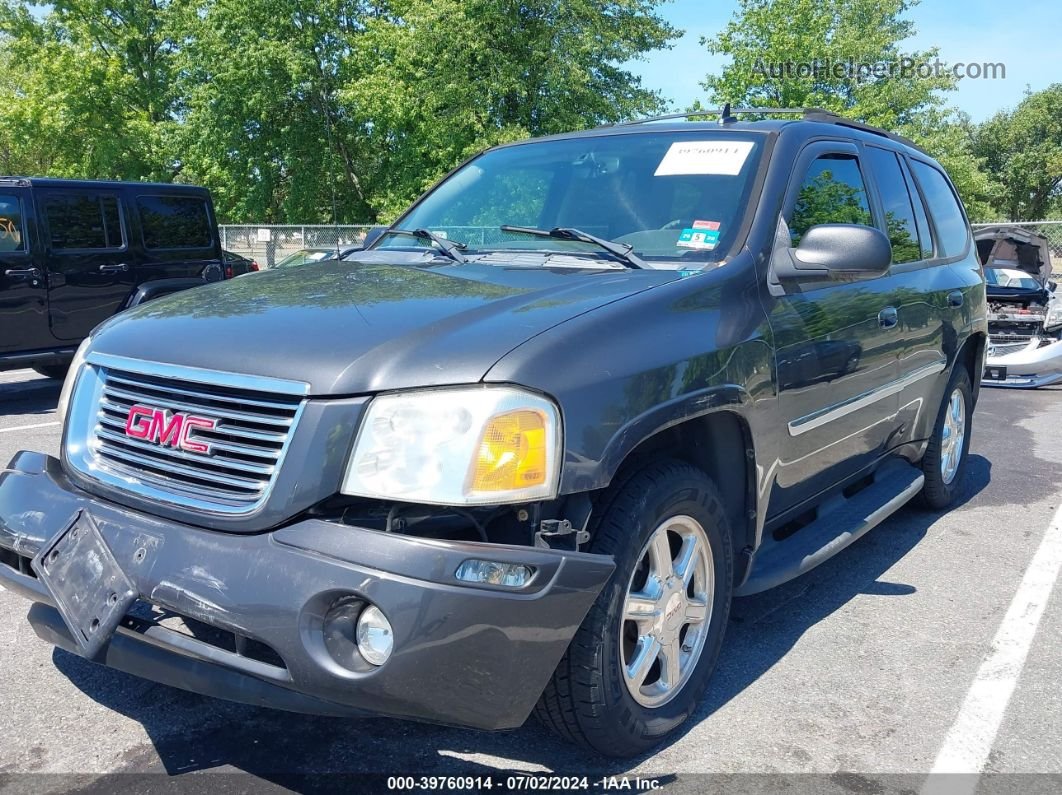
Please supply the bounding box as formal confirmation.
[972,221,1062,268]
[219,225,375,268]
[221,221,1062,269]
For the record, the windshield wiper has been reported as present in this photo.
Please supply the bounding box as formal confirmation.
[500,225,646,269]
[378,228,467,263]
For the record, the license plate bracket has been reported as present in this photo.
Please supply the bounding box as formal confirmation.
[31,511,137,659]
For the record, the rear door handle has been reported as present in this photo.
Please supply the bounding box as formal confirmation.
[878,306,898,329]
[947,290,964,308]
[4,267,42,279]
[98,263,129,274]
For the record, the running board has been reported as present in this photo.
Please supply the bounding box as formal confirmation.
[737,460,925,596]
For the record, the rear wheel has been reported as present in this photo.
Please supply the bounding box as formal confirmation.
[535,459,733,757]
[32,362,70,380]
[918,366,973,509]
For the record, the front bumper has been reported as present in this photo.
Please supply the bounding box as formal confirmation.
[984,338,1062,388]
[0,452,614,730]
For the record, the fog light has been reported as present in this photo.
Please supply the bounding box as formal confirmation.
[455,559,534,588]
[356,605,394,666]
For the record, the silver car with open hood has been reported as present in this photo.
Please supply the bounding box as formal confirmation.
[980,225,1062,387]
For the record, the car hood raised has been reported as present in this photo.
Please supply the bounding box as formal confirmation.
[91,259,681,395]
[975,225,1053,284]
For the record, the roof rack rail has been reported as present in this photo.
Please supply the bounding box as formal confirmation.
[0,176,30,187]
[614,105,821,126]
[613,105,926,153]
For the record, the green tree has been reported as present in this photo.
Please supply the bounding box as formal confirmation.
[170,0,375,223]
[698,0,992,217]
[0,0,178,179]
[1,0,679,222]
[344,0,679,218]
[973,85,1062,220]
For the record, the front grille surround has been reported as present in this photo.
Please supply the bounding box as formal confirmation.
[65,353,309,517]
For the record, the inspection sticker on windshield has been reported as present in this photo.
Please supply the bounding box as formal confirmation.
[677,227,720,250]
[655,140,754,176]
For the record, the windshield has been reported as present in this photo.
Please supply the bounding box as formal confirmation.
[985,268,1040,290]
[379,130,766,269]
[277,249,332,268]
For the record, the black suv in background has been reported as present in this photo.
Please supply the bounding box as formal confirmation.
[0,111,986,756]
[0,178,222,378]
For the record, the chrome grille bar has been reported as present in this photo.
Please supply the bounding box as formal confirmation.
[101,386,295,427]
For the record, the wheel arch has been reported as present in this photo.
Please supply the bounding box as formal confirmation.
[590,400,758,586]
[958,331,986,406]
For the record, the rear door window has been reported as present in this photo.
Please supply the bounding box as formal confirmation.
[865,147,923,263]
[44,194,125,250]
[900,158,934,260]
[0,195,26,252]
[789,154,872,245]
[909,161,969,258]
[137,195,213,249]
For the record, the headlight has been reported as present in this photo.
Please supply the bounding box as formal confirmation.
[56,337,93,427]
[1045,304,1062,330]
[341,386,561,505]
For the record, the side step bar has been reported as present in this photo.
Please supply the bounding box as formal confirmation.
[737,460,925,596]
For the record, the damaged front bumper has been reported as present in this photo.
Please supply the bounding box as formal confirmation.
[0,451,614,730]
[984,337,1062,388]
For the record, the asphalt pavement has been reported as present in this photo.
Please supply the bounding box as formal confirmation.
[1,368,1061,793]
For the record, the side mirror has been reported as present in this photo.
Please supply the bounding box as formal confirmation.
[360,225,388,250]
[776,223,892,280]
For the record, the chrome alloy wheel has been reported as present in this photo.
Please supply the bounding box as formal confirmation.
[940,387,967,485]
[620,515,714,708]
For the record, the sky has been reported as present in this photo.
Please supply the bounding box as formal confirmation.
[626,0,1061,122]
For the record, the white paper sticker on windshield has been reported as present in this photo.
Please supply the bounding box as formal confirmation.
[654,140,754,176]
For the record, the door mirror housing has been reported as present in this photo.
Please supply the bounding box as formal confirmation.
[359,226,388,250]
[775,223,892,280]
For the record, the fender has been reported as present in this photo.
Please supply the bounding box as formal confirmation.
[124,277,209,309]
[592,383,755,490]
[561,383,762,583]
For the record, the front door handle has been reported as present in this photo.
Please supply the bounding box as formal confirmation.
[878,306,898,329]
[947,290,964,308]
[98,263,129,274]
[4,267,42,279]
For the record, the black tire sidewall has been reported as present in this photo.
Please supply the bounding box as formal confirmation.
[582,462,734,751]
[920,366,973,509]
[32,362,70,380]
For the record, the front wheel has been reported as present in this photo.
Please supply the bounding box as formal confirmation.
[918,366,973,509]
[535,459,733,757]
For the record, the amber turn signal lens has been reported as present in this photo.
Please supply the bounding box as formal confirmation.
[469,409,549,492]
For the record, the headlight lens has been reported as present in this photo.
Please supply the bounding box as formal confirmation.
[341,386,561,505]
[56,337,93,427]
[1045,304,1062,330]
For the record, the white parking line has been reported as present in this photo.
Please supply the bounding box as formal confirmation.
[923,501,1062,794]
[0,421,60,434]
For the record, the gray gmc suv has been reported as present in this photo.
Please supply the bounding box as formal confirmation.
[0,109,987,756]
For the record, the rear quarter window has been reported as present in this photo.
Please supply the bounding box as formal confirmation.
[137,195,213,250]
[909,161,970,259]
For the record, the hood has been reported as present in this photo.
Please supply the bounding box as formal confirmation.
[91,258,681,395]
[975,225,1053,284]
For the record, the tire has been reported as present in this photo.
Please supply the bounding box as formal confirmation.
[32,362,70,380]
[918,366,973,509]
[534,459,734,757]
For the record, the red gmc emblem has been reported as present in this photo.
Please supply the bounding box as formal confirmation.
[124,405,218,454]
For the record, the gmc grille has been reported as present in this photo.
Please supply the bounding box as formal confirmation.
[89,367,304,512]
